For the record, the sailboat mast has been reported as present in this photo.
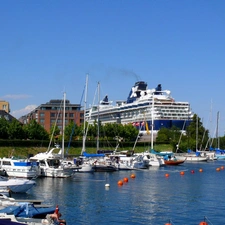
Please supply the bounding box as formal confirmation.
[62,92,66,159]
[81,74,88,154]
[196,115,198,150]
[217,111,220,149]
[97,82,100,152]
[151,94,154,150]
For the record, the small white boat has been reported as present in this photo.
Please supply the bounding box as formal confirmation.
[29,146,76,178]
[0,176,35,193]
[0,212,63,224]
[139,152,165,167]
[109,153,149,170]
[0,157,40,178]
[174,153,208,162]
[73,157,94,172]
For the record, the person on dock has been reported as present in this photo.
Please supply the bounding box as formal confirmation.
[46,212,66,224]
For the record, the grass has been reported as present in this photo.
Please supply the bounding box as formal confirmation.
[0,143,173,158]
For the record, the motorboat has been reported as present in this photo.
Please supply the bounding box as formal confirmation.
[0,157,40,178]
[73,157,94,173]
[0,211,66,224]
[0,202,55,219]
[164,157,186,165]
[0,176,35,193]
[92,157,118,172]
[174,152,208,162]
[29,146,76,178]
[140,152,165,167]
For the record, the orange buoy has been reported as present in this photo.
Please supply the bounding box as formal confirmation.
[221,166,224,170]
[199,222,208,225]
[130,174,136,179]
[216,167,221,171]
[165,173,169,177]
[165,223,172,225]
[123,177,129,182]
[180,171,185,175]
[117,180,123,186]
[191,170,195,174]
[199,168,203,172]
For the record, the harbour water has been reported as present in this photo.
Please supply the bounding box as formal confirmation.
[13,160,225,225]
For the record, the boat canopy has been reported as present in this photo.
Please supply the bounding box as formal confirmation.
[82,152,105,157]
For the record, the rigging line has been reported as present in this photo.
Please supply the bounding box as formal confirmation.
[47,99,63,152]
[200,113,210,150]
[175,120,186,153]
[65,83,86,156]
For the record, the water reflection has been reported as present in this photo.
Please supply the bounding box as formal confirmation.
[10,161,225,224]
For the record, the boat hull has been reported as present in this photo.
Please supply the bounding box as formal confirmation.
[164,160,185,165]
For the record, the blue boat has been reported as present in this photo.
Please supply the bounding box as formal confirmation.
[0,203,55,219]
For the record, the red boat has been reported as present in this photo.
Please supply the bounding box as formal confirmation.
[164,158,186,165]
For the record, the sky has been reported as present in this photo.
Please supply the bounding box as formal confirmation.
[0,0,225,136]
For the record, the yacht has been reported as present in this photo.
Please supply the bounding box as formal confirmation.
[29,145,76,178]
[0,157,40,178]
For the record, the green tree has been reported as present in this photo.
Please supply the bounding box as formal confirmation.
[186,114,209,150]
[8,119,25,139]
[0,117,9,139]
[64,121,82,141]
[23,119,49,140]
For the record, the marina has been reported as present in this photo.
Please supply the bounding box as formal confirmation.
[8,160,225,225]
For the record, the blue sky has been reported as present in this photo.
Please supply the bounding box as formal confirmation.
[1,1,225,136]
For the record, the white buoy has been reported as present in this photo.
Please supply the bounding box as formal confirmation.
[105,184,110,187]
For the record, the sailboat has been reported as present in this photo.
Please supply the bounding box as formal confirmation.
[74,75,94,172]
[175,115,209,162]
[211,111,225,159]
[136,94,165,167]
[91,82,118,172]
[29,93,77,177]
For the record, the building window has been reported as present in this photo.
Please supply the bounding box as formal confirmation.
[69,113,74,117]
[40,113,45,117]
[51,113,55,117]
[40,119,45,123]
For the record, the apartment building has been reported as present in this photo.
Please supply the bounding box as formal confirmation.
[20,99,84,133]
[0,100,10,113]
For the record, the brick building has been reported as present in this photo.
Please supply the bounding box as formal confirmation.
[20,99,84,133]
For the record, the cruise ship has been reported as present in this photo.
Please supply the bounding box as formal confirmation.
[85,81,193,134]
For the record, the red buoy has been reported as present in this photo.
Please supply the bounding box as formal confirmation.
[117,180,123,186]
[180,171,185,175]
[130,174,136,179]
[199,222,208,225]
[123,177,128,182]
[165,173,169,177]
